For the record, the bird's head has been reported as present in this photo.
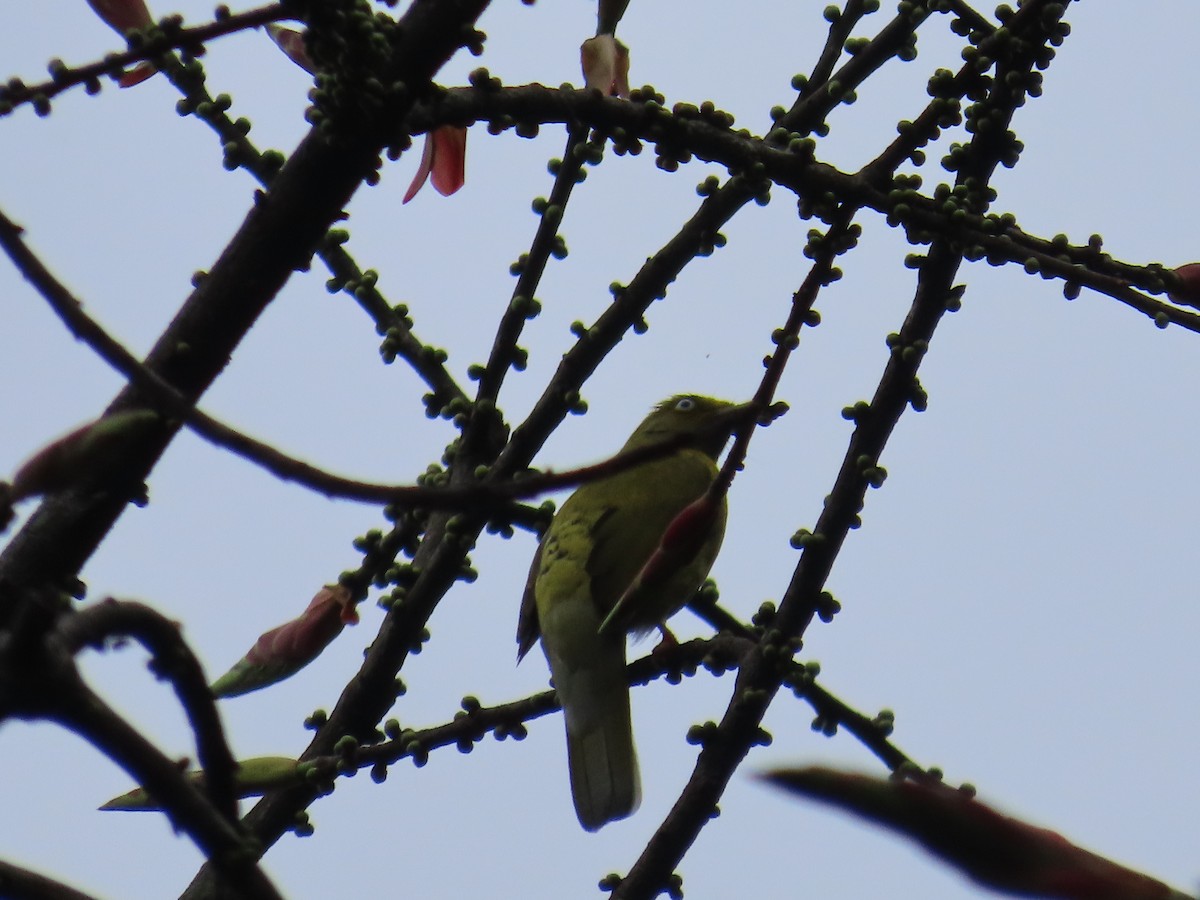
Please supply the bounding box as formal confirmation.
[623,394,757,459]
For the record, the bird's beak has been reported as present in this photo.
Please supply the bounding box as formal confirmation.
[711,400,765,435]
[689,402,762,459]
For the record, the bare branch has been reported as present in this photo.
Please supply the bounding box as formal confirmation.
[0,208,736,510]
[0,0,495,627]
[611,4,1076,894]
[0,858,102,900]
[56,598,239,821]
[0,4,289,117]
[50,681,284,900]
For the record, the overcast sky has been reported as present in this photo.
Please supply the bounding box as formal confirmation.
[1,3,1198,899]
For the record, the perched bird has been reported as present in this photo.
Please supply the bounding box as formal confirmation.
[517,394,754,831]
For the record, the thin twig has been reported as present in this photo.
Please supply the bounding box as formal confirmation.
[0,4,288,117]
[689,597,916,773]
[228,627,915,788]
[939,0,998,37]
[0,207,739,509]
[400,86,1193,331]
[475,125,589,408]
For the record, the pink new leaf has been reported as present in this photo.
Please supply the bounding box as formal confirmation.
[266,24,316,75]
[115,63,156,88]
[87,0,151,35]
[87,0,157,87]
[763,767,1192,900]
[403,126,468,203]
[210,585,358,698]
[580,34,630,98]
[429,126,467,196]
[1167,263,1200,310]
[10,410,160,501]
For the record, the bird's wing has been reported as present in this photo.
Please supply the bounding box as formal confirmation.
[516,539,544,661]
[519,451,716,655]
[583,456,713,620]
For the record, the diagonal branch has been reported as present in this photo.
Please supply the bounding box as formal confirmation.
[0,210,744,511]
[51,681,284,900]
[610,4,1076,895]
[0,4,289,118]
[0,0,495,630]
[0,858,103,900]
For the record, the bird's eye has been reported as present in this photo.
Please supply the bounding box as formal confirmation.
[674,397,697,411]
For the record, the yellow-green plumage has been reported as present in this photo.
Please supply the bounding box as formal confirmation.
[516,395,751,831]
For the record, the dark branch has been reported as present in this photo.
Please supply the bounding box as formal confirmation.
[0,4,289,117]
[55,598,239,822]
[611,4,1076,895]
[0,858,102,900]
[50,682,282,900]
[0,0,495,629]
[0,209,748,510]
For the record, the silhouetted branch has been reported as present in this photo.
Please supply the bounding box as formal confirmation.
[216,627,913,792]
[0,210,773,514]
[0,4,288,117]
[473,125,590,409]
[939,0,996,37]
[689,596,915,773]
[56,598,239,822]
[611,4,1073,895]
[4,0,1191,897]
[0,0,496,632]
[0,858,102,900]
[51,682,282,900]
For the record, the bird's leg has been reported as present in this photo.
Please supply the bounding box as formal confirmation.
[651,624,679,656]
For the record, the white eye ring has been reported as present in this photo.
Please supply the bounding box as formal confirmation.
[675,397,697,411]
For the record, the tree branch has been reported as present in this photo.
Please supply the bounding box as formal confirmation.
[0,208,759,511]
[0,858,102,900]
[0,4,288,117]
[611,3,1075,895]
[52,681,283,900]
[0,0,495,630]
[55,598,239,822]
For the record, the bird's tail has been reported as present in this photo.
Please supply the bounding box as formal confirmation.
[561,655,641,831]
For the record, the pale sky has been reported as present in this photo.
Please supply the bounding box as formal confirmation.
[0,3,1197,899]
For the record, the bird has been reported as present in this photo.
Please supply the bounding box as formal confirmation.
[516,394,754,831]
